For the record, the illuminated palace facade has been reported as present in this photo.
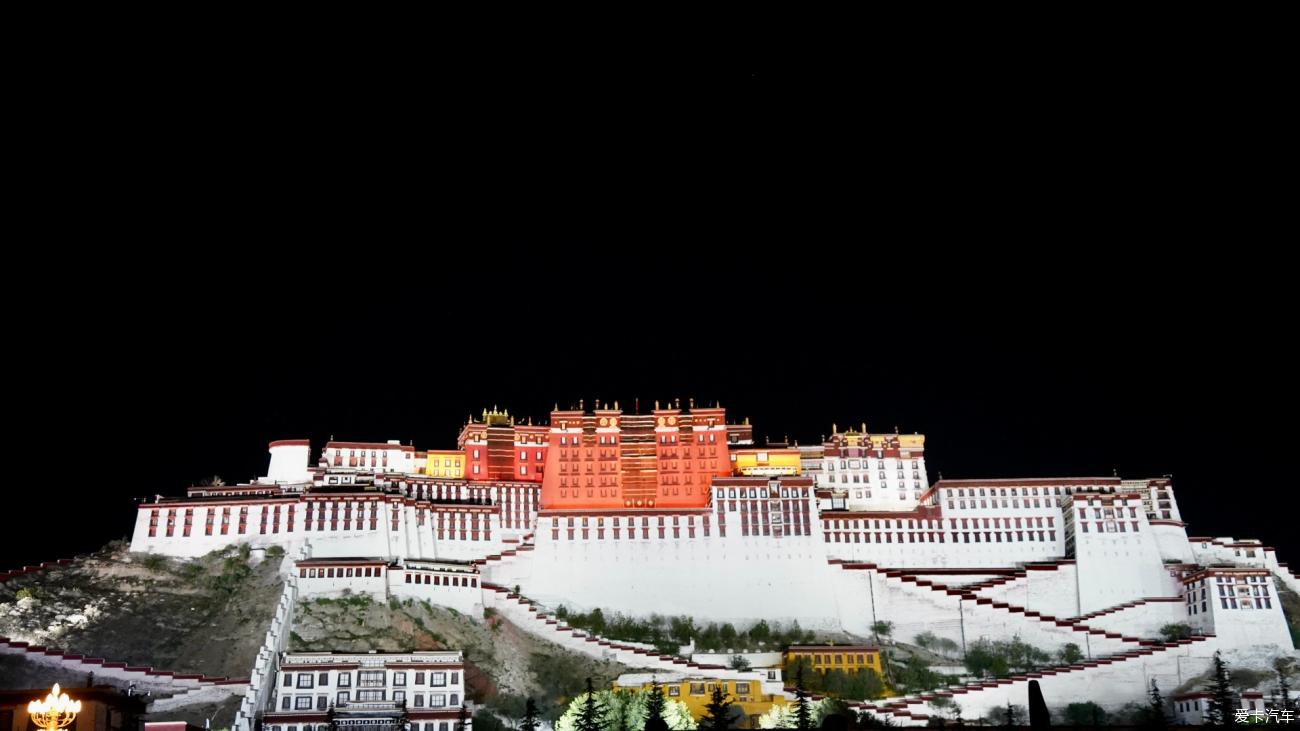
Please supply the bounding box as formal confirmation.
[130,402,1297,723]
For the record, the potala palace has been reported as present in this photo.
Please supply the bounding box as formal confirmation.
[122,403,1297,727]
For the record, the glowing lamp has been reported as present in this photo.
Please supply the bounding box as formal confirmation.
[28,684,81,731]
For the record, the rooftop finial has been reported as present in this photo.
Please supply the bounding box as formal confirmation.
[614,400,619,411]
[862,422,867,433]
[689,397,695,409]
[833,422,838,434]
[655,400,660,410]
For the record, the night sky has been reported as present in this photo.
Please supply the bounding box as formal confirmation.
[7,262,1293,572]
[6,67,1291,577]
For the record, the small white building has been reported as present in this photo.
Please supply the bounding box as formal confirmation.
[323,440,421,475]
[264,651,470,731]
[1173,690,1266,725]
[1182,568,1290,648]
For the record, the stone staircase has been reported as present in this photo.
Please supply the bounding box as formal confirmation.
[480,582,784,691]
[853,634,1216,725]
[0,636,247,697]
[832,560,1150,653]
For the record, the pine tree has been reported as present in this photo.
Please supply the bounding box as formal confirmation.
[795,666,812,730]
[521,698,539,731]
[700,685,735,731]
[576,678,607,731]
[1146,680,1168,728]
[1205,652,1238,726]
[458,703,470,731]
[1002,702,1019,727]
[1278,667,1294,713]
[644,677,666,727]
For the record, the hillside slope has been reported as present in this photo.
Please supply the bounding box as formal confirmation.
[292,595,629,721]
[0,543,283,678]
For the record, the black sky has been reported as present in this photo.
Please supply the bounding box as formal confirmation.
[6,57,1294,573]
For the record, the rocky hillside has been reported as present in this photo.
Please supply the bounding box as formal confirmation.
[0,542,283,678]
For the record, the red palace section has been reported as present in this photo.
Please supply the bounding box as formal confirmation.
[540,401,732,510]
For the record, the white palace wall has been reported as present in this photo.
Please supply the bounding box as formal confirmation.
[130,497,504,562]
[518,510,845,629]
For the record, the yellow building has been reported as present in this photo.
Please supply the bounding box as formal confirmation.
[425,449,465,478]
[783,644,883,675]
[731,448,802,476]
[614,675,787,728]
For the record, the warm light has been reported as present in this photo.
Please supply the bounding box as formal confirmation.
[27,684,81,731]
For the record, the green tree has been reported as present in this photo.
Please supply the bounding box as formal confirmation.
[896,656,944,693]
[914,631,938,649]
[670,616,696,645]
[589,609,607,635]
[1064,702,1105,726]
[927,696,962,724]
[1275,656,1296,712]
[1000,703,1023,727]
[1146,680,1168,728]
[522,698,540,731]
[474,710,506,731]
[795,666,813,730]
[459,704,470,731]
[1205,652,1237,726]
[576,678,607,731]
[872,621,894,642]
[1058,643,1083,664]
[729,655,751,671]
[644,678,666,726]
[934,638,961,658]
[719,623,737,648]
[1159,623,1192,641]
[699,686,734,731]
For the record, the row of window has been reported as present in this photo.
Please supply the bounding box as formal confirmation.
[267,720,461,730]
[826,530,1058,544]
[1078,521,1141,534]
[283,670,459,689]
[804,653,871,666]
[825,459,919,470]
[404,573,478,588]
[944,486,1086,497]
[719,487,810,499]
[278,691,460,709]
[949,498,1054,510]
[300,566,383,579]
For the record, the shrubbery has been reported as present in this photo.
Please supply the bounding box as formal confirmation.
[554,608,815,653]
[962,638,1055,678]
